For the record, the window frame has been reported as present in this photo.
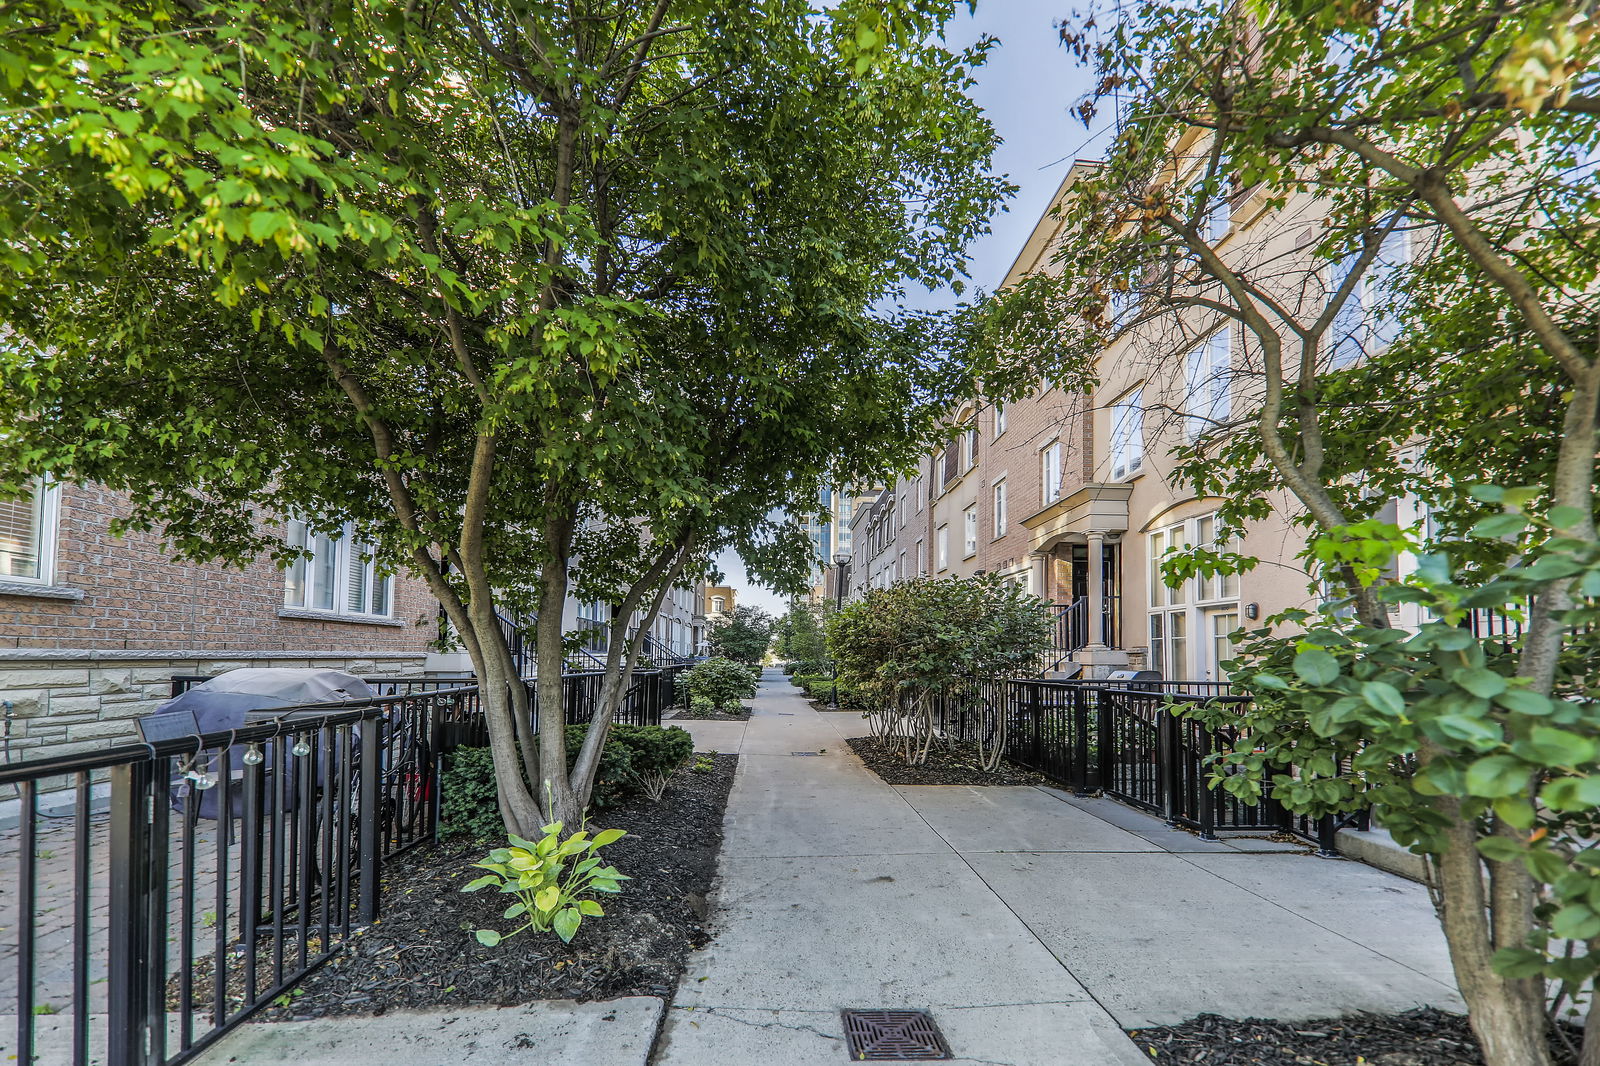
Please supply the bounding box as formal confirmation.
[1109,388,1145,481]
[936,525,949,572]
[283,520,396,620]
[0,477,60,586]
[992,477,1008,539]
[962,505,978,558]
[1040,440,1063,504]
[994,403,1007,438]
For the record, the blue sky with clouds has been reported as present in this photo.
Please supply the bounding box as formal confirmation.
[719,3,1103,616]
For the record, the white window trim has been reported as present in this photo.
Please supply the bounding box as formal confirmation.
[936,525,950,572]
[1109,388,1145,481]
[994,403,1007,439]
[284,520,395,620]
[1040,440,1063,505]
[962,505,978,558]
[0,478,61,586]
[992,477,1009,539]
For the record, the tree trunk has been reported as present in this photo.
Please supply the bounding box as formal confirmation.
[1431,791,1553,1066]
[533,528,580,827]
[461,615,545,838]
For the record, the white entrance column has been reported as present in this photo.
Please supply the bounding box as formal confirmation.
[1028,550,1050,600]
[1085,532,1107,648]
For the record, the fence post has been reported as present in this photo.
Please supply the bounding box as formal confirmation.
[1196,722,1218,841]
[358,715,382,925]
[1072,686,1093,796]
[1316,813,1340,858]
[1096,688,1114,797]
[1158,701,1181,825]
[107,758,169,1066]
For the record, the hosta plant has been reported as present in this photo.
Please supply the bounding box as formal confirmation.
[462,823,628,945]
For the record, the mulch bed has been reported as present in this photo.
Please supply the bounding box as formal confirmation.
[845,734,1055,787]
[1127,1009,1582,1065]
[191,752,737,1020]
[667,707,751,722]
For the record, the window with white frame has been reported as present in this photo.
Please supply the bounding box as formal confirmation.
[994,403,1007,438]
[959,421,978,472]
[898,493,907,529]
[899,549,907,581]
[1147,513,1239,681]
[936,525,949,571]
[0,478,58,584]
[916,475,925,514]
[992,478,1008,538]
[1109,388,1144,480]
[711,595,725,613]
[1040,441,1063,504]
[1184,328,1232,440]
[1329,223,1410,369]
[963,506,978,557]
[284,520,393,618]
[916,538,926,576]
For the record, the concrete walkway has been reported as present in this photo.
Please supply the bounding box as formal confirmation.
[659,669,1461,1066]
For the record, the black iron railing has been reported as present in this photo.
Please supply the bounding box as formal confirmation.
[4,666,676,1066]
[934,678,1367,851]
[1039,598,1089,674]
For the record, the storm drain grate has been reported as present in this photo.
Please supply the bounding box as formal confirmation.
[840,1009,952,1060]
[791,751,822,756]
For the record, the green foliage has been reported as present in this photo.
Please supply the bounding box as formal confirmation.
[772,602,828,665]
[827,575,1053,704]
[678,657,760,712]
[461,824,628,946]
[0,0,1010,830]
[707,607,776,665]
[439,747,506,843]
[1190,494,1600,995]
[447,724,693,827]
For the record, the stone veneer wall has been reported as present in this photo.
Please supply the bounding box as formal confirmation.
[0,650,427,764]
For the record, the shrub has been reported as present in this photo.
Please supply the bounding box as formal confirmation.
[462,823,628,945]
[440,746,504,842]
[442,723,694,833]
[677,656,759,712]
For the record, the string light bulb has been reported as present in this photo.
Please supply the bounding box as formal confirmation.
[242,743,264,765]
[291,738,311,757]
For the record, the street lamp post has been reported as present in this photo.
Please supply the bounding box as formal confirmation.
[828,550,851,710]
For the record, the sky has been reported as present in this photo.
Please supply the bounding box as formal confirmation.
[716,2,1102,617]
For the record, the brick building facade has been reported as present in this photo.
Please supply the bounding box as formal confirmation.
[2,482,438,761]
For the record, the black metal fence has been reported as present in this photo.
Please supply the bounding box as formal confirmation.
[934,677,1367,851]
[4,667,680,1066]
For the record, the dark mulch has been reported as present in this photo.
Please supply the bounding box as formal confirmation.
[845,734,1055,787]
[1127,1009,1582,1066]
[201,753,737,1020]
[667,707,751,722]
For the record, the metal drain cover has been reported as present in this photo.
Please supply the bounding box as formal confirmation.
[841,1009,952,1060]
[791,751,822,756]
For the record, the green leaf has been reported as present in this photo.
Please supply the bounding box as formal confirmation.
[1453,667,1507,699]
[474,929,502,947]
[534,885,561,913]
[1494,689,1554,716]
[1467,485,1506,504]
[461,875,497,893]
[590,828,626,849]
[504,902,527,919]
[1541,775,1600,812]
[1360,681,1405,717]
[1464,754,1531,798]
[1293,649,1340,686]
[1549,505,1586,529]
[577,899,604,916]
[552,907,582,943]
[1471,514,1528,539]
[1475,836,1523,862]
[1492,947,1548,979]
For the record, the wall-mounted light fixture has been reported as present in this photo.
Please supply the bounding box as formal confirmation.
[1244,603,1259,620]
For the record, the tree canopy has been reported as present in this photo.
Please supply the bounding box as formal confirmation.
[994,2,1600,1062]
[0,0,1008,832]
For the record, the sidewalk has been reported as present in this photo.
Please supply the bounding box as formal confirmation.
[659,669,1460,1065]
